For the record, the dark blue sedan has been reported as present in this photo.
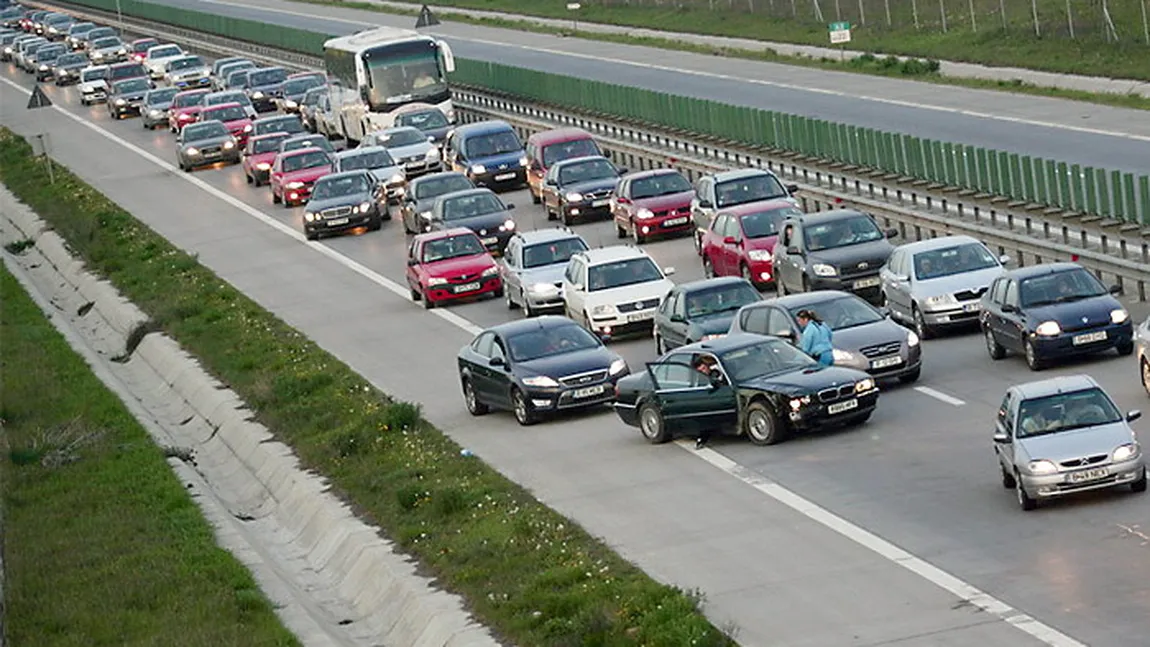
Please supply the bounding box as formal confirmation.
[980,262,1134,370]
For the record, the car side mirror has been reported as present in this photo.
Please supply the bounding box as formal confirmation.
[885,227,898,238]
[1109,284,1123,295]
[488,356,505,368]
[505,203,515,210]
[669,313,685,323]
[786,246,801,255]
[698,199,713,209]
[663,266,676,276]
[772,329,794,341]
[878,306,891,317]
[616,167,629,175]
[998,254,1012,266]
[992,431,1010,444]
[407,257,418,266]
[723,235,738,245]
[785,183,800,194]
[1128,410,1142,422]
[1001,303,1017,313]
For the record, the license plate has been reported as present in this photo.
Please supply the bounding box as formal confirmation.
[453,282,481,293]
[1072,331,1107,345]
[663,216,689,226]
[592,199,609,207]
[853,277,881,289]
[571,385,605,399]
[963,303,981,313]
[827,398,859,415]
[327,217,349,226]
[870,356,902,369]
[494,172,516,181]
[481,236,498,245]
[627,312,654,323]
[1069,467,1108,483]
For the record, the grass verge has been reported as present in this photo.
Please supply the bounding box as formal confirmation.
[0,265,299,646]
[0,130,734,644]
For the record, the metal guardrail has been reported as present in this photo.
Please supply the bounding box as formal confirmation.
[24,0,1150,301]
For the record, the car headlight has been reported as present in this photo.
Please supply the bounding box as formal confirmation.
[91,51,101,58]
[242,123,253,132]
[590,304,616,316]
[251,91,264,99]
[1112,309,1129,324]
[746,249,771,262]
[185,146,200,156]
[284,99,297,108]
[855,378,875,393]
[1027,459,1058,475]
[517,156,528,167]
[469,164,485,174]
[481,266,499,277]
[286,181,304,189]
[223,140,235,149]
[609,358,627,375]
[499,219,515,232]
[114,98,126,105]
[425,147,440,160]
[565,192,583,203]
[924,294,957,308]
[832,348,856,363]
[635,207,654,219]
[811,263,837,277]
[256,162,271,170]
[788,395,811,410]
[1035,321,1061,336]
[522,375,560,388]
[117,48,126,55]
[419,210,432,220]
[390,173,405,184]
[527,282,557,295]
[38,63,47,70]
[701,334,725,341]
[906,331,920,347]
[427,277,447,286]
[352,201,372,214]
[303,212,316,222]
[1113,443,1138,462]
[149,109,161,117]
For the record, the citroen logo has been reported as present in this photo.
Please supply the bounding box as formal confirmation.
[479,229,487,236]
[859,262,869,269]
[1082,316,1089,323]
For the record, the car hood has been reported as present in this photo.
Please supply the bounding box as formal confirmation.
[1017,422,1135,464]
[422,253,495,278]
[517,347,619,380]
[79,79,107,91]
[589,278,675,304]
[219,117,252,129]
[744,234,778,253]
[250,82,283,93]
[146,100,174,111]
[913,266,1005,300]
[633,190,694,211]
[421,125,451,144]
[172,105,204,116]
[247,151,279,165]
[808,239,894,272]
[562,177,618,195]
[183,135,233,149]
[59,62,87,71]
[515,263,567,287]
[468,150,522,171]
[170,66,209,77]
[687,311,742,336]
[435,212,511,235]
[828,319,909,352]
[1022,294,1123,329]
[306,191,373,212]
[743,365,870,396]
[280,165,332,183]
[366,165,405,182]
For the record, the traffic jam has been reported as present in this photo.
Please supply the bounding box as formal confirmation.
[3,4,1149,512]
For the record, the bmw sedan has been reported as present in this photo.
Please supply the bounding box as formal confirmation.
[653,277,762,354]
[458,316,629,426]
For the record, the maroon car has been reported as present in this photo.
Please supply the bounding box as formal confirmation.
[611,168,695,243]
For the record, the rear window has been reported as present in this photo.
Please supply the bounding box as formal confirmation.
[541,137,600,167]
[204,105,247,122]
[110,64,145,81]
[249,68,286,85]
[462,130,522,158]
[252,136,288,154]
[149,45,181,58]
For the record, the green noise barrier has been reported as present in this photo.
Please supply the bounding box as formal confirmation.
[64,0,1150,227]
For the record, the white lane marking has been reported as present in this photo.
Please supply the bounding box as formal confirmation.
[677,439,1086,647]
[0,77,483,337]
[209,0,1150,143]
[914,385,967,406]
[1,74,1082,647]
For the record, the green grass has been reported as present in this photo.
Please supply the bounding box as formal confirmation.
[0,130,734,645]
[0,266,299,646]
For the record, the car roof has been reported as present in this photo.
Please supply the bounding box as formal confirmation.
[415,226,477,242]
[174,88,209,96]
[316,169,369,183]
[718,198,801,216]
[379,125,424,136]
[487,315,584,337]
[576,245,649,265]
[392,102,439,114]
[712,168,775,182]
[454,120,514,137]
[203,102,243,111]
[895,234,982,254]
[280,146,326,158]
[336,145,387,157]
[673,277,752,293]
[784,208,869,224]
[255,114,295,123]
[677,332,777,354]
[438,187,495,200]
[527,127,593,145]
[410,171,469,185]
[514,227,582,245]
[747,290,855,310]
[284,133,324,142]
[251,132,289,142]
[1003,261,1082,280]
[622,167,683,181]
[552,155,610,169]
[1012,374,1101,400]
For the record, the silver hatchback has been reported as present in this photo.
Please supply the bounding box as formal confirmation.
[993,374,1146,510]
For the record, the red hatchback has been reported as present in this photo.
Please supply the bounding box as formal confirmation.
[699,199,804,289]
[270,148,332,207]
[243,132,291,186]
[129,38,158,62]
[199,102,253,146]
[611,168,695,243]
[406,228,503,309]
[168,88,209,132]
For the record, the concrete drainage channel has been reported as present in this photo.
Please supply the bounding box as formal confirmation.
[0,186,500,647]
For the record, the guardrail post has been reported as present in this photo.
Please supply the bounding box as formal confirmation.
[1139,176,1150,226]
[1096,168,1112,219]
[1083,167,1099,216]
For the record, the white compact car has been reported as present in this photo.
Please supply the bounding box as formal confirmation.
[77,64,110,105]
[142,43,184,80]
[561,245,675,339]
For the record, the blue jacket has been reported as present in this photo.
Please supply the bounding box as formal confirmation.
[799,321,834,362]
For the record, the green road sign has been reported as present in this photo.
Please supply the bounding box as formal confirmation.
[829,22,851,31]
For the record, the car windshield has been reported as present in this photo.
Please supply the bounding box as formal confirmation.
[804,215,885,251]
[282,151,330,172]
[87,29,115,40]
[913,242,1000,280]
[132,39,157,52]
[463,130,521,158]
[110,65,144,81]
[185,123,227,140]
[255,117,302,135]
[115,79,149,93]
[208,92,249,106]
[375,128,425,147]
[167,56,203,71]
[226,71,248,87]
[720,339,816,382]
[588,257,662,292]
[172,91,206,108]
[81,68,108,81]
[785,295,883,331]
[715,174,787,208]
[684,283,761,318]
[284,137,331,153]
[421,234,485,262]
[38,47,64,61]
[249,68,286,85]
[302,88,325,106]
[522,237,588,269]
[57,54,86,66]
[150,46,180,58]
[442,193,505,220]
[1020,269,1107,307]
[312,174,369,200]
[205,105,247,122]
[740,206,802,239]
[414,175,472,200]
[145,88,178,104]
[396,108,448,131]
[219,63,253,79]
[252,135,288,154]
[629,172,691,199]
[541,138,600,167]
[1016,387,1122,438]
[340,150,395,171]
[558,159,617,185]
[92,37,119,49]
[506,323,602,362]
[283,76,322,94]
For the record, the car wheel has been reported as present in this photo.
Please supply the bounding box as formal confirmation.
[702,256,714,279]
[1001,465,1016,489]
[272,191,281,204]
[521,291,534,318]
[638,402,669,444]
[1116,341,1134,356]
[912,305,933,340]
[511,388,537,426]
[492,286,504,299]
[1141,358,1150,398]
[505,286,516,310]
[423,292,436,309]
[801,275,811,293]
[253,175,263,188]
[245,172,253,185]
[1016,475,1038,511]
[462,378,488,416]
[1132,467,1148,493]
[546,206,557,221]
[531,188,541,204]
[984,326,1005,360]
[744,400,786,446]
[1024,339,1044,371]
[367,214,383,232]
[740,263,756,288]
[560,210,572,227]
[776,277,787,297]
[898,366,921,384]
[845,410,872,426]
[410,285,420,301]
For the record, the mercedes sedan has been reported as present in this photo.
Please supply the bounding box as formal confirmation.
[427,188,517,255]
[176,120,240,172]
[302,170,384,240]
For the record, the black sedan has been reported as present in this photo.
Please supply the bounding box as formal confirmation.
[428,188,517,255]
[653,277,762,354]
[107,77,151,119]
[399,171,475,234]
[981,262,1134,370]
[542,155,626,226]
[614,334,878,445]
[458,316,630,426]
[302,170,384,240]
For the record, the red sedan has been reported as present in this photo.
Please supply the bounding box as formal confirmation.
[611,169,695,244]
[699,199,804,289]
[269,148,332,207]
[406,228,503,309]
[168,88,209,133]
[242,132,291,187]
[199,102,253,146]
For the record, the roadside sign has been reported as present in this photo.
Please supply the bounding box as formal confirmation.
[27,84,52,110]
[415,4,439,28]
[828,22,851,45]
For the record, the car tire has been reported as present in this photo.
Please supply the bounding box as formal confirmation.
[1141,358,1150,398]
[505,287,516,310]
[744,400,786,446]
[423,292,436,309]
[560,210,572,227]
[801,275,811,294]
[462,378,488,416]
[912,305,934,340]
[520,291,534,318]
[1132,467,1148,493]
[367,214,382,232]
[531,189,541,205]
[1116,341,1134,356]
[632,221,645,245]
[272,191,281,204]
[702,256,714,279]
[253,175,263,188]
[1016,475,1038,511]
[1001,465,1016,489]
[898,366,921,384]
[245,172,253,185]
[638,402,670,444]
[492,286,504,299]
[1024,339,1044,371]
[305,229,319,241]
[740,264,758,289]
[511,388,537,426]
[984,326,1005,360]
[546,206,557,221]
[776,277,787,297]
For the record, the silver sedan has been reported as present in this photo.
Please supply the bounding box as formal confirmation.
[500,229,589,317]
[1137,314,1150,397]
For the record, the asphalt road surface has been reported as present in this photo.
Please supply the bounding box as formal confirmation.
[3,56,1150,647]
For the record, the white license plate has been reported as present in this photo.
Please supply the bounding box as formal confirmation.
[494,172,516,181]
[870,356,902,369]
[1069,467,1108,483]
[592,199,610,207]
[663,216,689,226]
[827,398,859,415]
[481,236,498,245]
[571,385,605,399]
[453,282,481,293]
[963,303,981,313]
[327,217,349,226]
[1072,331,1107,345]
[627,312,654,323]
[853,277,881,289]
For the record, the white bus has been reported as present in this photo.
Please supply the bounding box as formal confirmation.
[323,27,455,144]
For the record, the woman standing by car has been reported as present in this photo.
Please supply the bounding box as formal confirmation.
[797,309,834,366]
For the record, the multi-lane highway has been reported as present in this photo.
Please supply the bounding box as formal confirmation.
[4,37,1150,647]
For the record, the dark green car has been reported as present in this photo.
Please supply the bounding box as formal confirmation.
[613,334,879,445]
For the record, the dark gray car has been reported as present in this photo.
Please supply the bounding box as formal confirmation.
[653,277,762,354]
[428,188,517,255]
[773,209,898,305]
[107,77,152,119]
[393,105,452,146]
[275,73,325,113]
[399,171,475,234]
[176,120,240,172]
[141,87,179,129]
[302,170,384,240]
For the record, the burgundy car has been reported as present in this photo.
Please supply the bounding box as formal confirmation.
[168,88,209,132]
[406,227,503,309]
[199,102,253,146]
[611,168,695,243]
[270,148,332,207]
[699,199,804,289]
[243,132,291,187]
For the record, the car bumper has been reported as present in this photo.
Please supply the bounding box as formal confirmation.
[1031,321,1134,360]
[563,200,612,220]
[283,186,314,205]
[276,99,302,113]
[472,230,513,255]
[588,309,656,337]
[185,151,241,169]
[470,167,526,189]
[522,284,565,310]
[171,77,210,89]
[248,166,272,183]
[523,373,628,413]
[81,90,107,103]
[635,214,693,237]
[305,212,375,235]
[142,111,169,127]
[811,273,883,302]
[110,103,143,116]
[788,389,880,431]
[1019,456,1145,499]
[745,258,775,285]
[922,301,983,326]
[424,277,502,304]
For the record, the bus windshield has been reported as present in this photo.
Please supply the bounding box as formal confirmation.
[363,40,445,106]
